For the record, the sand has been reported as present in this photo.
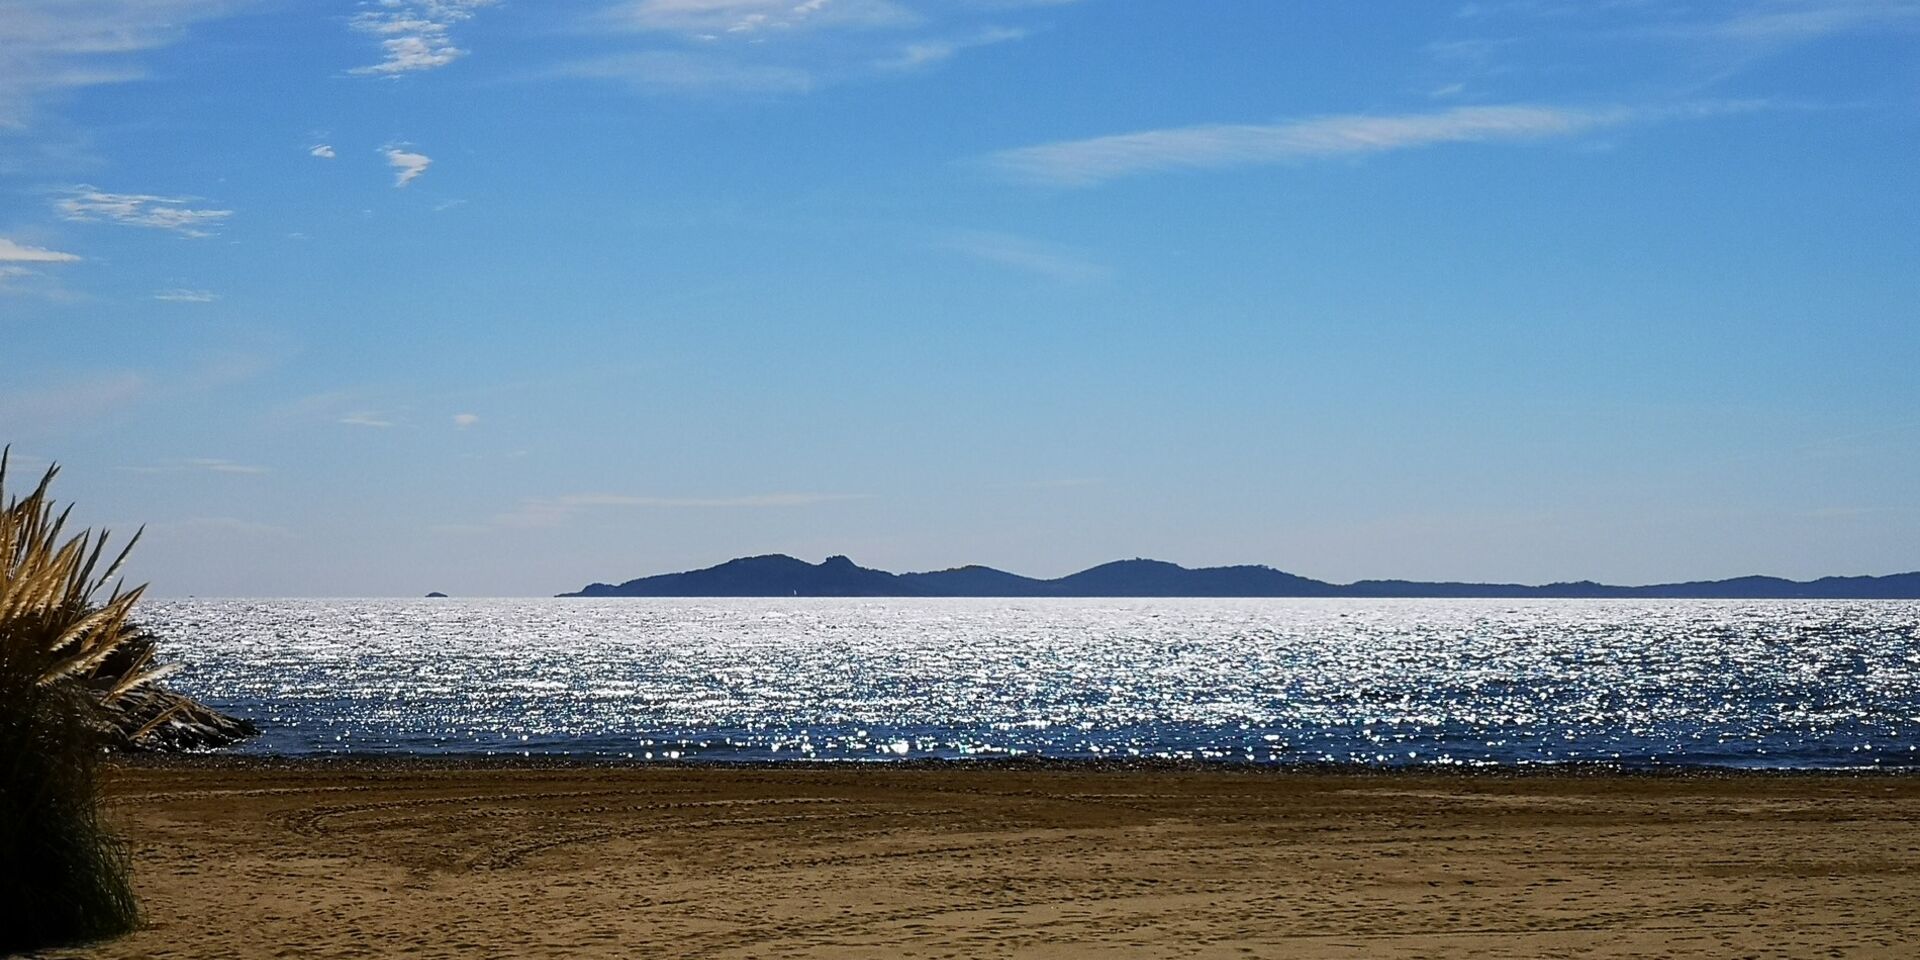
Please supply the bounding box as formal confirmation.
[51,761,1920,959]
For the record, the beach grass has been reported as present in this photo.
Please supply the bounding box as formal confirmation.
[0,450,159,952]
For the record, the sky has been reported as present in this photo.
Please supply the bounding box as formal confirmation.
[1,0,1917,597]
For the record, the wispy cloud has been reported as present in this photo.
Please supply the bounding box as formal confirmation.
[147,516,293,538]
[349,0,498,76]
[276,388,397,427]
[0,264,71,298]
[560,52,815,94]
[1705,1,1920,43]
[942,230,1105,283]
[1649,0,1920,87]
[566,0,1065,95]
[452,412,480,428]
[0,354,269,436]
[1448,0,1920,90]
[56,187,233,236]
[0,372,147,436]
[878,26,1027,70]
[601,0,911,36]
[154,288,219,302]
[186,457,267,475]
[986,103,1664,187]
[1425,36,1517,70]
[1000,477,1103,491]
[382,146,432,187]
[1562,0,1920,47]
[0,236,80,262]
[496,491,873,528]
[122,457,270,476]
[0,0,240,127]
[309,143,336,159]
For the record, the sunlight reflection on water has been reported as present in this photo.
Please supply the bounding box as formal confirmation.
[143,598,1920,768]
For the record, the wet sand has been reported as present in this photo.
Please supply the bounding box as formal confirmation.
[60,761,1920,958]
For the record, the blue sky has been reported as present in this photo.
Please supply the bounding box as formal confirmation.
[2,0,1916,596]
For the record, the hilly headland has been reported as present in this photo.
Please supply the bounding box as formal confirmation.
[562,554,1920,599]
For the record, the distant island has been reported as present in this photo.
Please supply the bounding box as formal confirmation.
[560,555,1920,599]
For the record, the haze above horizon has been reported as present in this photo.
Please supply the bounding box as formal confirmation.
[3,1,1916,597]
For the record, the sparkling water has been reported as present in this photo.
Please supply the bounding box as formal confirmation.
[144,597,1920,768]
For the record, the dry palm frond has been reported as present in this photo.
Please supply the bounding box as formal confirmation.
[1,447,150,950]
[2,456,146,698]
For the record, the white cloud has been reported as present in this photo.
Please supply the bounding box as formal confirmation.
[358,33,461,75]
[382,146,432,187]
[350,0,498,76]
[56,187,232,236]
[496,491,873,528]
[986,104,1641,186]
[309,143,336,159]
[0,236,80,262]
[0,0,241,127]
[154,288,218,302]
[942,230,1105,283]
[452,412,480,428]
[340,413,396,428]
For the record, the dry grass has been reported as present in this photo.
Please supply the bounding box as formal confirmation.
[0,449,158,951]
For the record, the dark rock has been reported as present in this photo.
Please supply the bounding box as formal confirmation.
[80,628,258,752]
[95,687,257,752]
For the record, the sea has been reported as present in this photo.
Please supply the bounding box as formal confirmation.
[143,597,1920,769]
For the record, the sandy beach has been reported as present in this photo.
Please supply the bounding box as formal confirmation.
[45,761,1920,959]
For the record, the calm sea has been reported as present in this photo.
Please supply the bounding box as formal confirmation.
[144,598,1920,769]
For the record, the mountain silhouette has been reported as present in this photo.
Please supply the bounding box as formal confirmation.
[1046,559,1341,597]
[560,556,1920,599]
[571,554,907,597]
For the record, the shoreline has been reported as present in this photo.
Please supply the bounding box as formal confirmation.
[70,759,1920,958]
[115,751,1920,777]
